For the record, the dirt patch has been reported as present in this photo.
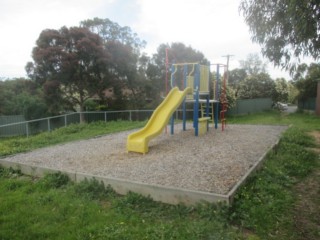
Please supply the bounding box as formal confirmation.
[293,131,320,240]
[308,131,320,154]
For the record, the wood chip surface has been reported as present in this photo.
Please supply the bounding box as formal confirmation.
[2,124,288,194]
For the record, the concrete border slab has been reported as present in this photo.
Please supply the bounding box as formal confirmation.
[0,137,279,205]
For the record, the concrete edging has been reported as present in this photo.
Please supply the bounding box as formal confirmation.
[0,158,228,205]
[0,135,281,206]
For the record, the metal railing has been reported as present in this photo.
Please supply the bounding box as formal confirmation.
[0,109,198,138]
[0,110,153,138]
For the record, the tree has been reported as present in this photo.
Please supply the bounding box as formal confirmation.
[239,1,320,72]
[239,53,267,75]
[26,27,110,120]
[0,78,47,119]
[237,73,275,99]
[273,78,289,103]
[294,63,320,101]
[81,18,148,109]
[80,18,146,51]
[228,68,247,88]
[147,42,209,99]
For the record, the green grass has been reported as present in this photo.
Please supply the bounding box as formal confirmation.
[0,120,145,157]
[1,111,320,239]
[0,169,239,240]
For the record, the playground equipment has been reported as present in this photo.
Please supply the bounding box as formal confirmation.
[127,61,228,154]
[169,63,218,136]
[127,87,191,154]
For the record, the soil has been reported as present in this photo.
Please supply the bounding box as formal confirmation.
[293,131,320,240]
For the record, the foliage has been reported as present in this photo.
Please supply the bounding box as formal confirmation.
[80,17,146,51]
[40,172,70,189]
[237,73,275,99]
[81,18,149,110]
[231,127,318,238]
[224,86,237,109]
[0,169,239,239]
[273,78,289,103]
[287,81,299,104]
[228,68,247,90]
[73,178,116,200]
[294,63,320,101]
[0,78,47,119]
[147,42,209,96]
[239,0,320,72]
[239,53,267,75]
[26,26,110,117]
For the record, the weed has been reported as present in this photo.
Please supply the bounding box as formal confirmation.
[39,172,70,189]
[74,178,116,200]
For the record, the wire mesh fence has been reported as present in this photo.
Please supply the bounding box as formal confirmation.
[0,111,154,138]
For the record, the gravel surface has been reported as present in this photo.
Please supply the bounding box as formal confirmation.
[2,124,288,195]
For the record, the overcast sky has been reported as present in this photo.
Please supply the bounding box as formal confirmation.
[0,0,292,79]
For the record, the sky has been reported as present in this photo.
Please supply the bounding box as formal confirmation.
[0,0,292,80]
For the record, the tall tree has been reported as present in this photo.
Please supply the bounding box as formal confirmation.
[294,63,320,101]
[240,0,320,72]
[239,53,267,75]
[148,42,209,97]
[228,68,247,87]
[81,18,148,109]
[237,73,275,99]
[80,18,146,51]
[26,27,110,120]
[273,78,289,103]
[0,78,47,119]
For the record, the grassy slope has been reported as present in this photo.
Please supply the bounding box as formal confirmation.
[0,112,319,239]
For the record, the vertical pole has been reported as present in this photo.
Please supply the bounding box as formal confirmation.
[165,48,169,95]
[183,65,188,131]
[214,65,220,129]
[65,115,67,127]
[170,115,174,135]
[206,94,210,132]
[48,118,51,132]
[194,64,200,136]
[25,122,28,137]
[316,80,320,116]
[169,64,175,134]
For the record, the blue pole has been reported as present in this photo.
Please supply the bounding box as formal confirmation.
[183,65,188,131]
[194,64,200,136]
[170,115,174,135]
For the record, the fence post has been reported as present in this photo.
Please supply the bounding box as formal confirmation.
[104,112,107,122]
[26,122,29,137]
[129,111,132,121]
[48,118,51,132]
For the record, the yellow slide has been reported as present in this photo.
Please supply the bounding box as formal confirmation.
[127,87,192,154]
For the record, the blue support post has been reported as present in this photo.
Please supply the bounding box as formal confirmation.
[193,64,200,136]
[182,65,188,131]
[170,115,174,135]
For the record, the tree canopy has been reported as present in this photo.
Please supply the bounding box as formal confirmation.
[239,0,320,72]
[294,63,320,101]
[26,26,110,117]
[0,78,47,119]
